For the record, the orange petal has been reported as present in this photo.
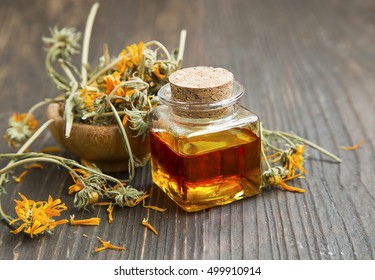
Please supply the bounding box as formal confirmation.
[339,139,365,151]
[70,216,101,226]
[142,218,158,235]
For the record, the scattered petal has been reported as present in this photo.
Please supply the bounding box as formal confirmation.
[339,139,365,151]
[142,218,158,235]
[142,200,167,212]
[23,163,44,170]
[95,237,126,252]
[107,203,114,224]
[69,215,101,226]
[13,170,29,183]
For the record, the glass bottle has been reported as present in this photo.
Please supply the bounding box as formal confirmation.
[148,67,262,212]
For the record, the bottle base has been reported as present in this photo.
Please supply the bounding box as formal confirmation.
[153,170,261,212]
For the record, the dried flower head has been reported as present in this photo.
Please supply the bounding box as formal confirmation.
[117,41,144,73]
[9,193,68,237]
[42,26,81,61]
[4,113,39,148]
[283,144,307,178]
[262,167,305,193]
[68,169,104,208]
[107,185,147,207]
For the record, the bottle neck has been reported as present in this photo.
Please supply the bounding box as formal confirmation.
[157,81,245,124]
[170,104,238,125]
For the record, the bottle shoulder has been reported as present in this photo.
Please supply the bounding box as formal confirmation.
[149,105,260,138]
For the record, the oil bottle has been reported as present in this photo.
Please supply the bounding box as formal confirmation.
[149,66,262,211]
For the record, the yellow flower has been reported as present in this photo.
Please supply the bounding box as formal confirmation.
[263,166,305,193]
[101,71,124,95]
[284,145,307,179]
[4,113,39,148]
[266,173,305,193]
[116,41,144,73]
[80,87,104,111]
[127,41,144,67]
[9,193,68,238]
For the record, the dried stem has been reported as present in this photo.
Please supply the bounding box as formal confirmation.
[107,100,135,180]
[262,129,342,163]
[81,2,100,85]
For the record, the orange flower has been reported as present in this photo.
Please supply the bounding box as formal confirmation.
[127,41,144,66]
[4,113,39,148]
[101,71,124,95]
[284,145,307,179]
[11,113,39,131]
[9,193,68,238]
[116,41,144,73]
[266,173,305,193]
[80,87,104,111]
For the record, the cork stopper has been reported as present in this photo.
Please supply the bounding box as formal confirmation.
[169,66,234,118]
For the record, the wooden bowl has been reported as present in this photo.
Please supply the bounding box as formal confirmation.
[46,103,150,173]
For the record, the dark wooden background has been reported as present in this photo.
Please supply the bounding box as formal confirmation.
[0,0,374,260]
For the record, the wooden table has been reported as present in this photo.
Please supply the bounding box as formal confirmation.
[0,0,374,260]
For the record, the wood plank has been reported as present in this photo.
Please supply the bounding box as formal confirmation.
[0,0,374,260]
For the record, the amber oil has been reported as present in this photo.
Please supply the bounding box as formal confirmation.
[150,126,262,211]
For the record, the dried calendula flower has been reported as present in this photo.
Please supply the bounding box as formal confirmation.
[42,26,81,61]
[95,237,126,252]
[283,145,307,179]
[69,215,101,226]
[142,218,158,235]
[68,169,104,208]
[107,185,147,207]
[261,127,341,193]
[9,193,68,238]
[4,113,39,148]
[263,167,305,193]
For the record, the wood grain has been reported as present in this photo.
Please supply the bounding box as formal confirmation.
[0,0,374,260]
